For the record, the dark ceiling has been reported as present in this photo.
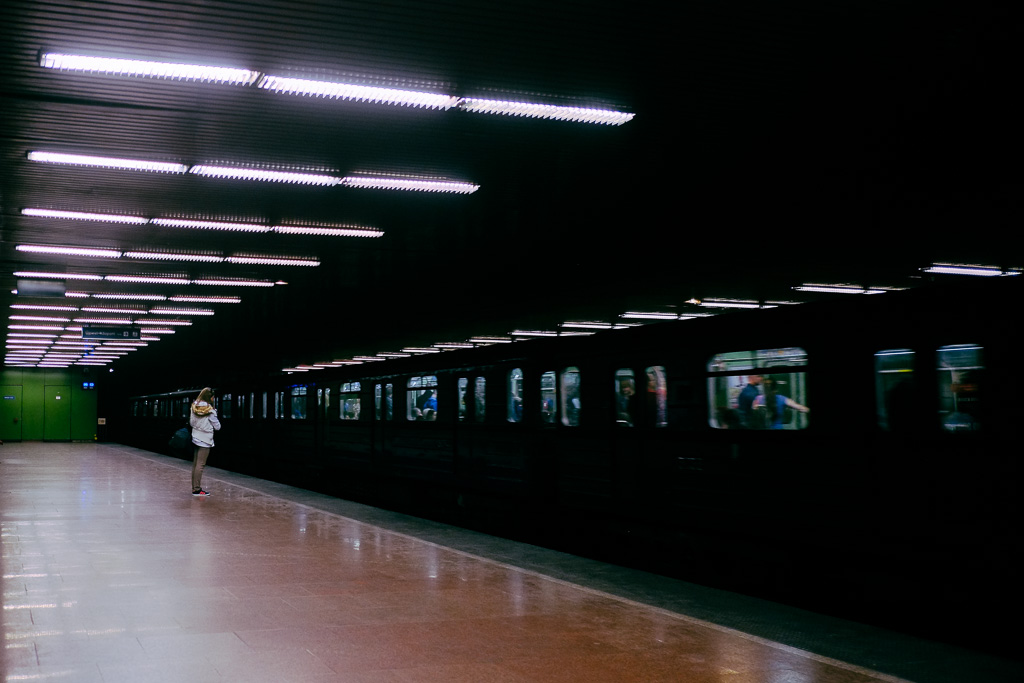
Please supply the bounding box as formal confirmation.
[1,0,1019,390]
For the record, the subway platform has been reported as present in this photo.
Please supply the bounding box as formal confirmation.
[2,443,1022,683]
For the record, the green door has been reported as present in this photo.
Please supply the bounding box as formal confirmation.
[0,386,23,442]
[44,386,72,441]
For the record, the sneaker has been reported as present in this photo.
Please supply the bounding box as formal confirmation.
[192,489,211,497]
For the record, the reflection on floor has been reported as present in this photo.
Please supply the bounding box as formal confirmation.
[2,443,1021,683]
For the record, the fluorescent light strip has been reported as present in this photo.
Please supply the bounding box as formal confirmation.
[190,165,342,186]
[10,305,80,311]
[192,279,274,287]
[39,52,260,85]
[922,265,1005,277]
[149,308,214,316]
[468,337,513,344]
[92,293,167,301]
[80,307,145,314]
[621,311,679,320]
[459,98,634,125]
[794,285,870,294]
[17,244,122,258]
[700,300,762,309]
[225,256,319,266]
[151,218,271,232]
[13,271,103,281]
[124,251,224,263]
[27,151,187,174]
[105,275,191,285]
[134,319,192,326]
[274,225,383,238]
[21,208,149,224]
[258,74,458,110]
[341,176,479,194]
[169,295,240,303]
[9,316,71,322]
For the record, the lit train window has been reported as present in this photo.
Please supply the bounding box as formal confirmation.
[937,344,983,432]
[458,378,468,421]
[875,349,915,432]
[262,391,268,419]
[707,348,809,430]
[407,376,437,421]
[182,397,189,419]
[475,377,486,422]
[645,366,668,427]
[385,383,393,420]
[339,382,361,420]
[239,393,247,418]
[221,394,232,419]
[289,386,306,419]
[541,371,556,424]
[561,367,581,427]
[508,368,523,422]
[249,392,256,419]
[615,369,635,426]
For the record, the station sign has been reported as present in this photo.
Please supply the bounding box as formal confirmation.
[81,326,141,341]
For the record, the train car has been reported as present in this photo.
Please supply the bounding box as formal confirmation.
[118,275,1022,657]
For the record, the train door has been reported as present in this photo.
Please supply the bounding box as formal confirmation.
[0,386,23,441]
[44,385,72,441]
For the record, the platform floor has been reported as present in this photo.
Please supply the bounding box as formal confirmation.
[2,443,1021,683]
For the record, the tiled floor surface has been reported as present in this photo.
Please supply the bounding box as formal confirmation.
[2,443,1021,682]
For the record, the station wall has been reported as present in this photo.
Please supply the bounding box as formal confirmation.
[0,368,99,442]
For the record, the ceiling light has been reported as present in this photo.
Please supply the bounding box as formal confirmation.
[192,279,274,287]
[467,336,513,344]
[74,317,132,325]
[459,98,634,125]
[13,271,104,281]
[9,325,64,331]
[134,319,192,326]
[17,244,122,258]
[168,295,240,303]
[402,347,441,354]
[9,316,71,322]
[510,330,558,337]
[560,321,613,329]
[700,299,762,309]
[39,52,260,85]
[27,151,188,174]
[225,256,320,266]
[92,293,167,301]
[149,307,214,316]
[10,304,79,311]
[151,218,272,232]
[105,275,191,285]
[123,251,225,263]
[922,264,1006,277]
[273,225,383,238]
[620,311,678,320]
[352,356,386,362]
[190,165,342,186]
[376,352,411,358]
[80,306,145,314]
[258,74,458,109]
[22,208,149,224]
[433,342,475,349]
[341,175,479,194]
[793,284,870,294]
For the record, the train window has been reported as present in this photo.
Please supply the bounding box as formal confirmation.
[615,369,635,426]
[249,392,256,419]
[221,394,232,419]
[340,382,361,420]
[508,368,523,422]
[182,397,189,419]
[875,349,915,432]
[937,344,983,432]
[645,367,669,427]
[385,383,393,420]
[707,348,809,430]
[290,386,307,419]
[238,393,247,418]
[407,376,438,421]
[540,371,556,424]
[458,378,469,421]
[561,367,581,427]
[475,377,486,422]
[262,391,269,419]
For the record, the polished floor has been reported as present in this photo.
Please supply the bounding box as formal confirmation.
[2,444,1021,683]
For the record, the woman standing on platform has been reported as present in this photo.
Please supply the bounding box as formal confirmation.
[189,387,221,497]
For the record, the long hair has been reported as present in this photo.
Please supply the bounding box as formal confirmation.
[196,387,214,403]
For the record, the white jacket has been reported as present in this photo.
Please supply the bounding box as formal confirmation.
[190,401,221,447]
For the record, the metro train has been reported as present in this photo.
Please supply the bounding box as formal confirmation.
[118,275,1022,657]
